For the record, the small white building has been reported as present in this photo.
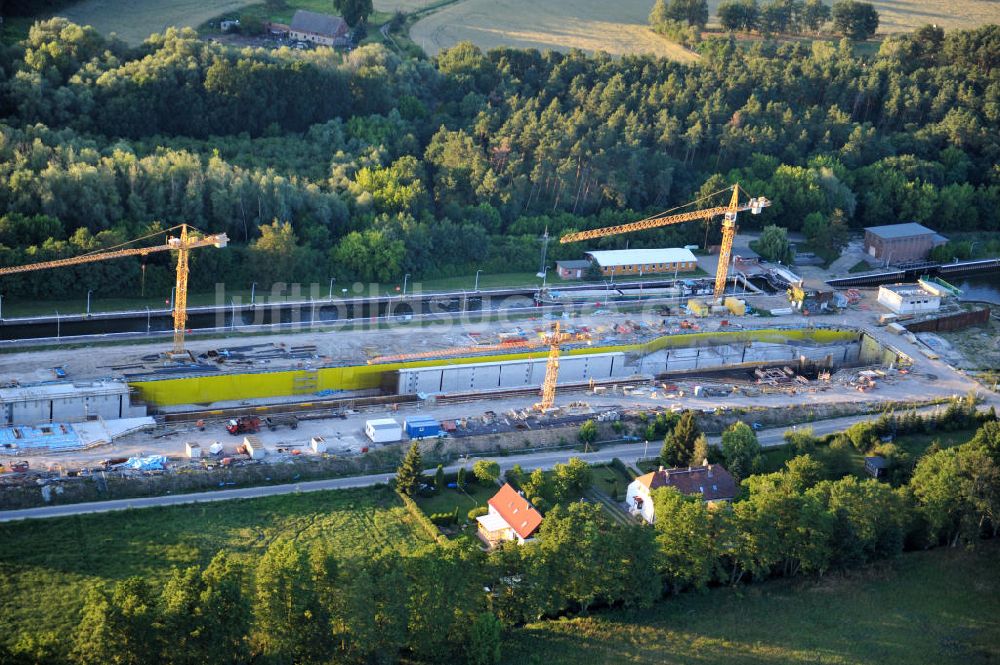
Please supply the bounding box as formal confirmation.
[185,442,202,458]
[626,463,737,524]
[365,418,402,443]
[310,436,328,453]
[877,283,941,315]
[243,435,266,459]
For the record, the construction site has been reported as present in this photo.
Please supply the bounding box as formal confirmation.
[0,186,993,503]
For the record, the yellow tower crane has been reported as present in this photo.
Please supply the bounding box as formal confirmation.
[560,184,770,303]
[0,224,228,357]
[535,322,569,411]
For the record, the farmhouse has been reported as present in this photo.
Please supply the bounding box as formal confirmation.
[626,463,736,524]
[585,248,698,278]
[288,10,351,47]
[476,483,543,546]
[864,222,947,264]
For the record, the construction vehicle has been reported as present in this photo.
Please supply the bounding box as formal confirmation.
[9,460,29,473]
[226,416,261,435]
[265,415,299,431]
[0,224,227,357]
[560,184,769,303]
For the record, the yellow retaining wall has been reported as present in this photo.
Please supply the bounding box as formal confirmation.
[130,328,859,407]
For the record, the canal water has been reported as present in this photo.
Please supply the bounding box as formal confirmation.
[955,272,1000,305]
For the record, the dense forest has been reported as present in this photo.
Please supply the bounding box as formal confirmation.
[3,402,998,664]
[0,19,998,297]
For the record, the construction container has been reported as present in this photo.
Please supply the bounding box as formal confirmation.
[724,297,746,316]
[710,305,729,315]
[405,415,441,439]
[185,442,201,458]
[209,441,224,455]
[365,418,402,443]
[886,322,907,335]
[310,436,328,453]
[243,435,266,459]
[879,313,899,325]
[770,307,794,316]
[687,299,709,317]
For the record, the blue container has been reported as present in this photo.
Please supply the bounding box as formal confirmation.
[405,416,441,439]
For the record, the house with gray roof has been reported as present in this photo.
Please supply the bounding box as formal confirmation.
[864,222,947,264]
[289,10,350,47]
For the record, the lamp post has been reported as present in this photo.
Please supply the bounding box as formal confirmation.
[146,306,151,334]
[328,277,335,300]
[251,282,257,305]
[86,290,93,317]
[230,297,236,330]
[55,310,60,340]
[169,286,176,311]
[402,274,410,299]
[603,280,611,307]
[474,269,482,292]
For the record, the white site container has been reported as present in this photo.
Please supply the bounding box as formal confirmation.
[310,436,328,453]
[244,435,267,459]
[209,441,224,455]
[185,442,202,458]
[365,418,402,443]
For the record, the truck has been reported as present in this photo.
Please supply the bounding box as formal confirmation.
[226,416,261,436]
[265,415,299,431]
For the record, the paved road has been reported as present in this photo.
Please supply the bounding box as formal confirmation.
[0,408,943,523]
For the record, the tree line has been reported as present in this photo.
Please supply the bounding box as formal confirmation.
[0,20,998,297]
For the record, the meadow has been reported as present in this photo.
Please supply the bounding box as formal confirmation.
[410,0,700,60]
[411,0,996,60]
[0,485,432,646]
[505,542,1000,665]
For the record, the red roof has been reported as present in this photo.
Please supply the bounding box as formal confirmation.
[635,464,737,502]
[488,483,543,540]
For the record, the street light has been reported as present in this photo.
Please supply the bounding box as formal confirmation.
[251,282,257,305]
[169,286,176,311]
[146,306,151,334]
[55,310,60,340]
[230,297,237,330]
[86,289,93,317]
[402,274,410,299]
[328,277,335,300]
[474,269,482,292]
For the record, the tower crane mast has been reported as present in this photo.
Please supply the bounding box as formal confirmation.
[0,224,228,356]
[560,184,769,302]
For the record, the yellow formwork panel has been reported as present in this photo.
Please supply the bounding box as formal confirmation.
[130,329,857,406]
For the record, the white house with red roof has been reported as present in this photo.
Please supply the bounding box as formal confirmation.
[476,483,543,546]
[626,463,737,524]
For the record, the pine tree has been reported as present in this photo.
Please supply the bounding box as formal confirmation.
[434,464,445,494]
[661,411,701,467]
[692,434,710,465]
[396,441,423,496]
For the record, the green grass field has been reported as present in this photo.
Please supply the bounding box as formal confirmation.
[505,542,1000,664]
[0,485,432,646]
